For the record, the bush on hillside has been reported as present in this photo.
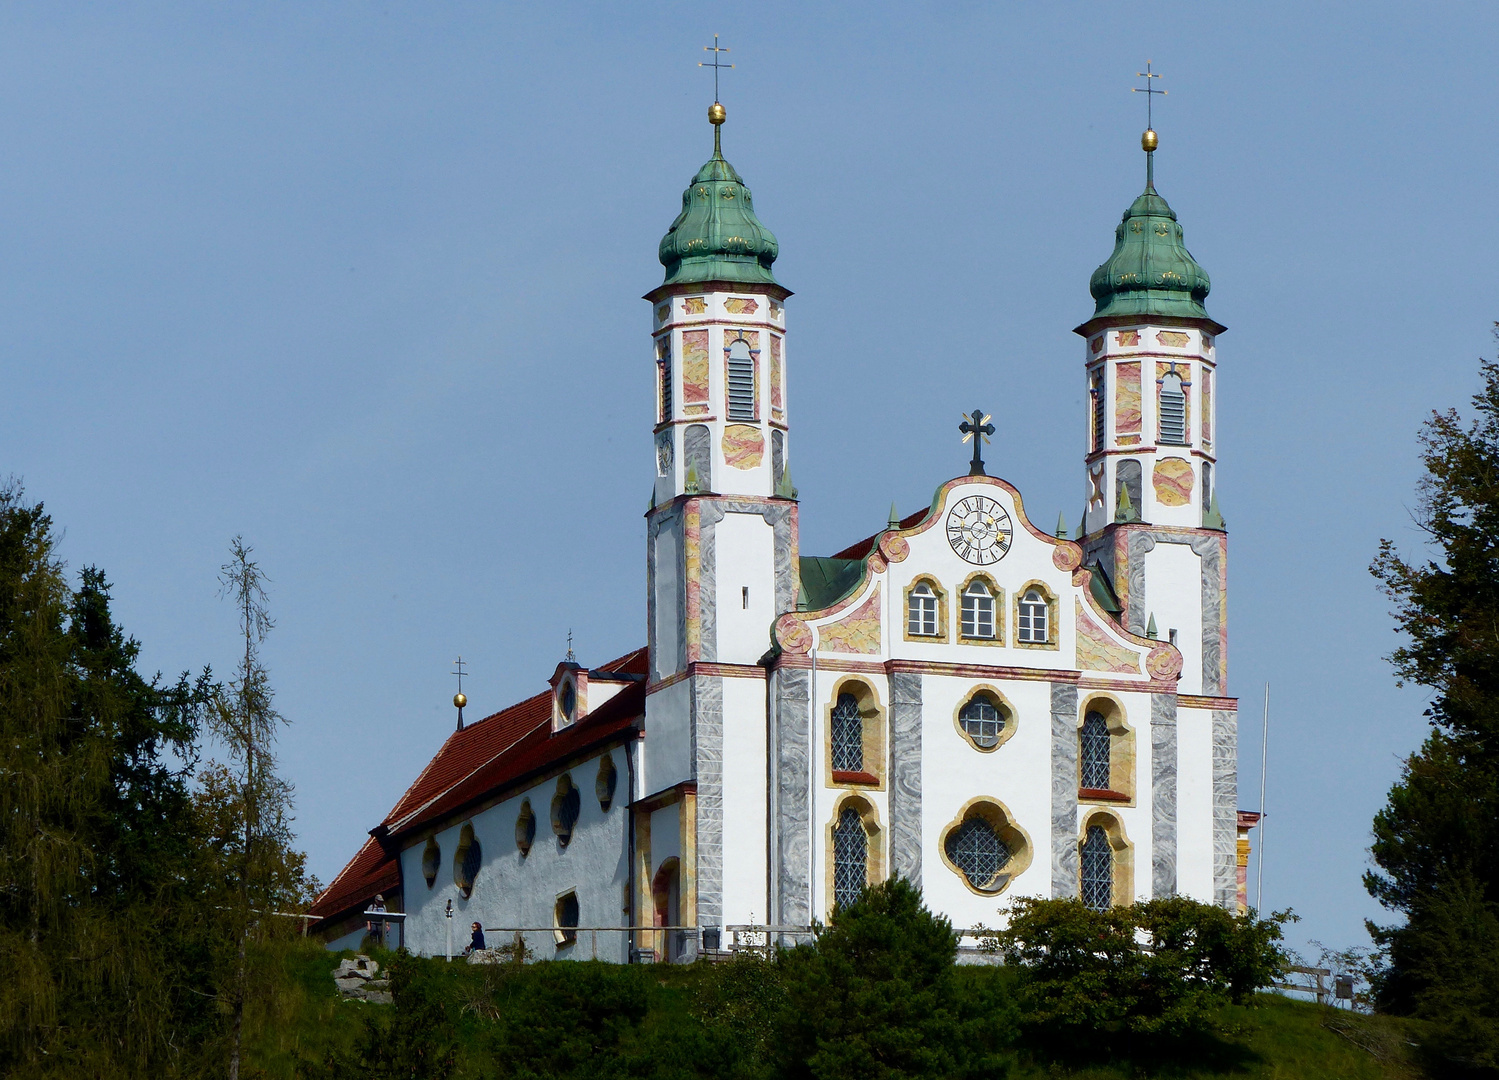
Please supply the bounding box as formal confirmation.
[993,896,1288,1047]
[775,876,1015,1079]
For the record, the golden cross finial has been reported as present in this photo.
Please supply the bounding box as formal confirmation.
[700,34,733,103]
[1132,61,1166,131]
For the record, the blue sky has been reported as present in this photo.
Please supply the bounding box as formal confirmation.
[3,3,1493,957]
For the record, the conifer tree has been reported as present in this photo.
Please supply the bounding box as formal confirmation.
[205,537,309,1080]
[1370,341,1499,1069]
[0,484,216,1076]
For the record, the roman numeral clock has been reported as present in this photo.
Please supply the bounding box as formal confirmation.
[946,495,1013,565]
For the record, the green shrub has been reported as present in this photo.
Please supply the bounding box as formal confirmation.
[993,896,1288,1047]
[775,876,1014,1079]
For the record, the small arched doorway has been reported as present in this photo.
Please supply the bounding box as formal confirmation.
[651,858,681,962]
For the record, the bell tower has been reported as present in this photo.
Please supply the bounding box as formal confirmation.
[1076,123,1227,699]
[639,95,799,948]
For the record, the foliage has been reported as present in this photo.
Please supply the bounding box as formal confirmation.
[775,876,1013,1080]
[0,483,218,1077]
[310,952,457,1080]
[1369,340,1499,1072]
[992,896,1289,1048]
[205,537,315,1080]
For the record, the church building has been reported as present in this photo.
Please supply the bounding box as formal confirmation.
[309,97,1245,961]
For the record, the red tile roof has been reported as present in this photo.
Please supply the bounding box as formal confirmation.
[309,836,399,925]
[830,507,930,561]
[309,646,647,926]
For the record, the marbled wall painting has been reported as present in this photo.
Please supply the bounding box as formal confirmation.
[1157,330,1190,348]
[817,586,882,655]
[1153,458,1195,506]
[1074,600,1142,674]
[770,335,784,417]
[682,330,710,404]
[724,297,759,314]
[1115,362,1142,436]
[1201,369,1212,446]
[722,425,765,470]
[1116,330,1140,347]
[684,297,707,316]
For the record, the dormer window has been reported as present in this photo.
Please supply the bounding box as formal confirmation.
[560,681,576,723]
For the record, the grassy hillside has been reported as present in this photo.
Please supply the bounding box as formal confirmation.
[247,944,1421,1079]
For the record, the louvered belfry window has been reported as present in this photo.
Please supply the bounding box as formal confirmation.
[1091,369,1106,451]
[1081,825,1113,910]
[1080,711,1111,789]
[833,807,868,909]
[657,339,672,423]
[831,693,863,773]
[727,337,756,421]
[1159,370,1187,444]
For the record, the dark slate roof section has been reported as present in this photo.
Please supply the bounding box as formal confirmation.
[1087,561,1124,614]
[797,556,865,612]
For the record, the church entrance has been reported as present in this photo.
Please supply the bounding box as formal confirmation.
[651,858,681,962]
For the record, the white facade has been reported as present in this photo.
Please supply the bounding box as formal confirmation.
[317,119,1242,960]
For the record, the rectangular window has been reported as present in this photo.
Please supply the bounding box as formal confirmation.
[907,587,939,636]
[726,337,756,421]
[960,588,995,639]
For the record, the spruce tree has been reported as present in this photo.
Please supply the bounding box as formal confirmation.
[1370,342,1499,1070]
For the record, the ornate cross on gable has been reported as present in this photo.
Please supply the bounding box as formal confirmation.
[959,408,995,477]
[700,34,733,102]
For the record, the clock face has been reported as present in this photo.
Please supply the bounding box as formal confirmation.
[946,495,1013,565]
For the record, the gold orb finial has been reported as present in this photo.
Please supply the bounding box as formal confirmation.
[708,101,726,126]
[453,692,467,709]
[1142,128,1158,152]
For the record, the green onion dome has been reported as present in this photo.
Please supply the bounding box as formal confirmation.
[658,115,780,288]
[1088,158,1212,322]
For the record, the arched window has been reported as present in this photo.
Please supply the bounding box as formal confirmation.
[726,336,756,421]
[453,823,481,900]
[940,800,1030,894]
[1081,824,1113,910]
[1080,711,1111,790]
[945,815,1011,891]
[515,800,536,856]
[830,693,863,773]
[555,891,580,947]
[596,754,618,812]
[1017,589,1050,643]
[960,579,996,640]
[1159,371,1187,444]
[422,837,440,888]
[832,806,868,909]
[551,775,581,848]
[958,693,1007,750]
[907,582,939,637]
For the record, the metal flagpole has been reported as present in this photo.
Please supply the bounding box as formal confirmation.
[1256,682,1269,913]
